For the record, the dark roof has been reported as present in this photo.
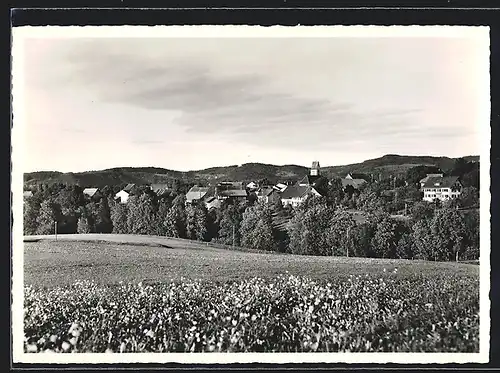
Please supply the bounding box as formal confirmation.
[311,161,320,169]
[298,174,321,186]
[341,179,367,189]
[419,174,444,183]
[257,187,275,197]
[347,173,370,181]
[150,183,169,191]
[123,183,136,192]
[150,183,170,195]
[422,176,461,189]
[280,185,314,199]
[218,181,244,189]
[219,189,248,198]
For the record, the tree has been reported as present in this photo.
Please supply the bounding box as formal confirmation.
[55,185,85,233]
[110,201,128,234]
[165,194,187,238]
[185,204,208,241]
[155,199,171,236]
[458,187,479,208]
[450,157,470,177]
[430,208,467,261]
[412,219,433,260]
[356,188,386,214]
[86,201,100,233]
[371,214,398,259]
[461,165,479,189]
[350,222,376,257]
[396,232,413,259]
[185,205,196,240]
[126,194,156,235]
[323,178,344,206]
[217,203,244,246]
[35,199,62,235]
[312,176,330,197]
[194,205,209,241]
[462,209,479,260]
[23,199,40,235]
[240,202,276,251]
[95,197,113,233]
[77,211,92,234]
[206,208,220,242]
[327,210,356,256]
[287,202,335,256]
[410,201,435,221]
[406,165,442,186]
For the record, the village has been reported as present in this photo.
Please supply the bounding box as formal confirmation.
[52,161,463,211]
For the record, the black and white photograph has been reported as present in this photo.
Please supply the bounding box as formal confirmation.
[11,25,490,364]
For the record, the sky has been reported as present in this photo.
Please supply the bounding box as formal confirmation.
[14,27,489,173]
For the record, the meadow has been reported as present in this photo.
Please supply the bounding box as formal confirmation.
[23,235,480,353]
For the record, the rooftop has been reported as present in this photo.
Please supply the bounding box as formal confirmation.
[422,176,460,189]
[83,188,99,197]
[280,185,314,199]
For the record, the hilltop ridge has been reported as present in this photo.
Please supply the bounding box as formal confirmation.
[23,154,479,188]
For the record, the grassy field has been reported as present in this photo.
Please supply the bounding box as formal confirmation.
[23,234,479,289]
[22,234,480,353]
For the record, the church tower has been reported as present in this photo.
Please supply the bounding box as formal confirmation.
[310,161,320,176]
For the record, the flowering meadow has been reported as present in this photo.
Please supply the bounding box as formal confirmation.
[24,271,479,353]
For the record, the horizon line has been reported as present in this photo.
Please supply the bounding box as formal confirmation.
[23,153,480,175]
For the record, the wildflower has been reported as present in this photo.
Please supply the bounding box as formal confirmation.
[26,344,38,353]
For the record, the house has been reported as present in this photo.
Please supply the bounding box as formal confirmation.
[186,185,212,205]
[123,183,136,193]
[419,174,444,190]
[114,183,137,204]
[341,178,367,190]
[346,173,370,182]
[115,190,130,204]
[218,181,245,190]
[256,187,280,204]
[422,176,462,202]
[274,183,288,192]
[246,181,259,191]
[150,183,170,196]
[83,188,101,200]
[216,188,248,201]
[204,196,222,210]
[342,172,370,190]
[280,185,322,208]
[298,161,322,187]
[214,182,248,202]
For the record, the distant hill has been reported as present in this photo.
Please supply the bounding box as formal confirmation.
[23,154,479,189]
[321,154,479,179]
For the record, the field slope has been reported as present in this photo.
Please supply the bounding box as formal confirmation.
[22,234,480,353]
[24,234,478,288]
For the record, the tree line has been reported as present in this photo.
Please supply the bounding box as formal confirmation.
[23,166,479,262]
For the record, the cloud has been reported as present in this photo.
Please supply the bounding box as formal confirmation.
[20,36,483,172]
[41,40,429,148]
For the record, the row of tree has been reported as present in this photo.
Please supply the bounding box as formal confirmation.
[23,178,480,261]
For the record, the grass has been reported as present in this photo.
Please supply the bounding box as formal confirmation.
[24,234,479,289]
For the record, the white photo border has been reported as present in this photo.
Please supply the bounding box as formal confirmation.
[11,24,491,365]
